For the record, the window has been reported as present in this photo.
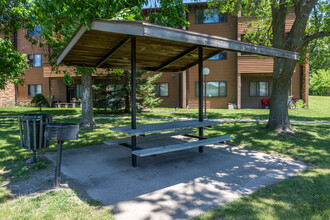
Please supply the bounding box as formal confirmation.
[195,81,227,97]
[154,83,169,97]
[250,82,269,97]
[208,51,227,60]
[28,85,42,97]
[28,25,41,37]
[27,54,42,67]
[196,9,227,24]
[68,84,83,101]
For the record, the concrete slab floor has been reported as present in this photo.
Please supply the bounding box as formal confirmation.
[45,135,307,220]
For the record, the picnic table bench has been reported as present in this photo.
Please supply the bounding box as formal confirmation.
[109,120,233,166]
[56,102,80,108]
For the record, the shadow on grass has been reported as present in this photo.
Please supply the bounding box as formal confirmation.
[0,117,169,204]
[205,122,330,166]
[195,167,329,220]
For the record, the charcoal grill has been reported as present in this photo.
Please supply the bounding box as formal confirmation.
[45,123,79,186]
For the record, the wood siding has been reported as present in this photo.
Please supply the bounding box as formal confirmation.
[238,56,274,73]
[238,9,295,34]
[153,72,180,108]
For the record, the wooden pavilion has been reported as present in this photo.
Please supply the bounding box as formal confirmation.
[57,20,298,167]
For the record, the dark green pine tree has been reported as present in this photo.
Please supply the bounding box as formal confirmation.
[93,70,162,113]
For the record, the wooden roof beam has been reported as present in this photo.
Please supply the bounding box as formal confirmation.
[95,36,131,68]
[154,45,199,72]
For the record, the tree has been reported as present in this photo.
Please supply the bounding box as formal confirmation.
[29,1,145,128]
[136,71,163,111]
[209,0,330,132]
[93,70,162,113]
[307,2,330,74]
[0,0,30,90]
[31,94,50,111]
[308,37,330,74]
[0,38,29,89]
[30,0,188,128]
[309,69,330,95]
[0,0,29,36]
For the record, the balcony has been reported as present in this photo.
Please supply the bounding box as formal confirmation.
[238,56,273,74]
[43,66,108,78]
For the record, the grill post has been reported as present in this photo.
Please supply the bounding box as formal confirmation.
[45,123,79,186]
[55,140,64,187]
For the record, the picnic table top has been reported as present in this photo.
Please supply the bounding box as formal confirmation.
[110,120,223,136]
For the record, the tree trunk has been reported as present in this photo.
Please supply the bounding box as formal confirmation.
[267,0,317,133]
[80,72,96,128]
[267,58,296,132]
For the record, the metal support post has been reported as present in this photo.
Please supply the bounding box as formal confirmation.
[198,46,204,153]
[131,37,137,167]
[55,140,63,186]
[204,74,207,119]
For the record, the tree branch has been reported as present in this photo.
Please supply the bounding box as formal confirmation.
[303,32,330,47]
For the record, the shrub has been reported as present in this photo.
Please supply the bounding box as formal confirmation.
[31,94,49,111]
[295,99,306,108]
[18,101,31,107]
[310,69,330,96]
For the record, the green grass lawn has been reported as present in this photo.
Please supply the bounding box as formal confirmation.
[1,96,329,121]
[196,122,330,220]
[0,96,329,219]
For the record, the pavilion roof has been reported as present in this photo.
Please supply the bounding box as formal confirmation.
[57,20,298,72]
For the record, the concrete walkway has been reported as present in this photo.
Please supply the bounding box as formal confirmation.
[45,135,307,220]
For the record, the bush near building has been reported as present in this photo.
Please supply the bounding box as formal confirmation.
[309,69,330,96]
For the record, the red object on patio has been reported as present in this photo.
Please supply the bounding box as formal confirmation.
[262,99,269,105]
[262,99,270,109]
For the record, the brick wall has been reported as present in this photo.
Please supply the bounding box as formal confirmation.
[0,83,16,107]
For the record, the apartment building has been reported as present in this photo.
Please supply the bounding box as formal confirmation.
[152,3,309,109]
[0,3,308,109]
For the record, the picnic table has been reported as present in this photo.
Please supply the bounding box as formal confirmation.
[108,120,233,166]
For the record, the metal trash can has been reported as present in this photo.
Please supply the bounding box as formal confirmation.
[45,123,79,186]
[19,114,52,162]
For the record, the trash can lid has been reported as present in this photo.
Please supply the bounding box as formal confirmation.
[22,113,50,122]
